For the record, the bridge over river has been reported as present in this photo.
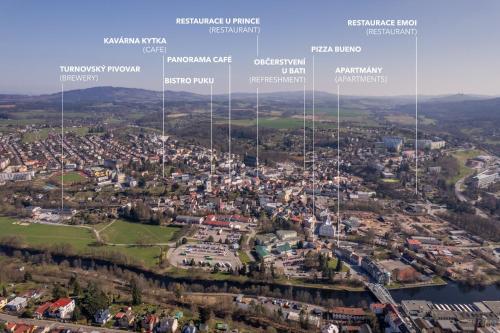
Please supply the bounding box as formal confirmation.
[366,283,415,332]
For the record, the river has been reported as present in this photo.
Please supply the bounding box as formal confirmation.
[1,246,498,306]
[390,282,500,303]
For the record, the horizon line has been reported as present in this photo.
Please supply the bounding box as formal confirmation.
[0,85,498,99]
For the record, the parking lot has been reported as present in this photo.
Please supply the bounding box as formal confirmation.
[192,226,242,244]
[169,242,242,271]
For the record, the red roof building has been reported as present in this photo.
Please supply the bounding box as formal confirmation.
[34,302,52,319]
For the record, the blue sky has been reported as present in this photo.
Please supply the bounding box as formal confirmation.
[1,0,499,95]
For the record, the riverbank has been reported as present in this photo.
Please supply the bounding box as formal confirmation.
[387,276,448,290]
[0,244,374,307]
[2,243,499,306]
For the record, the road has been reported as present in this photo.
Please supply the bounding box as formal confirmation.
[454,177,468,203]
[454,176,489,218]
[0,312,125,333]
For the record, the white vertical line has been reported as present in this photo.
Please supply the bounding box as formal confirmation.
[228,64,232,181]
[312,55,315,216]
[256,34,259,58]
[303,82,306,171]
[415,35,418,195]
[61,83,64,212]
[162,55,165,178]
[210,84,213,175]
[256,87,259,178]
[337,84,340,246]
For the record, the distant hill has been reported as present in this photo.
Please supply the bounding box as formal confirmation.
[398,97,500,121]
[0,87,497,115]
[424,93,492,104]
[0,86,206,105]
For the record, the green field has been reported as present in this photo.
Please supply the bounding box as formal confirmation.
[225,117,305,129]
[485,138,500,145]
[238,250,252,264]
[51,171,87,185]
[100,219,180,244]
[381,178,400,183]
[62,171,86,183]
[0,216,94,250]
[449,149,483,184]
[22,127,90,143]
[97,245,162,267]
[0,217,172,267]
[224,117,340,129]
[385,114,436,126]
[328,258,349,272]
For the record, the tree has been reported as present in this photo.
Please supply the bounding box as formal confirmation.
[72,306,83,321]
[239,264,247,276]
[73,280,83,297]
[68,275,77,288]
[299,309,310,330]
[52,284,68,299]
[81,282,110,320]
[303,251,320,270]
[173,283,184,299]
[23,271,32,282]
[266,327,277,333]
[68,276,82,297]
[138,177,146,188]
[368,312,381,333]
[199,306,212,323]
[336,260,343,272]
[276,307,284,322]
[364,229,376,245]
[130,278,142,305]
[21,309,33,318]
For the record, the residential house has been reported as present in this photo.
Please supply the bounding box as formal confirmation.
[321,324,339,333]
[328,307,368,322]
[370,303,386,315]
[94,308,111,325]
[5,297,28,312]
[0,297,7,309]
[141,314,159,333]
[407,239,422,251]
[157,317,178,333]
[19,289,43,300]
[5,323,37,333]
[34,302,53,319]
[114,307,135,328]
[47,298,75,319]
[181,324,197,333]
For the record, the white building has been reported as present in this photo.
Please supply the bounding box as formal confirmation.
[276,229,297,241]
[319,215,336,239]
[157,317,178,333]
[5,297,28,312]
[473,170,499,188]
[321,324,339,333]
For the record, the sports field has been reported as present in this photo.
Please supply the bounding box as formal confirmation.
[50,171,87,185]
[100,219,181,244]
[0,216,175,268]
[0,216,94,250]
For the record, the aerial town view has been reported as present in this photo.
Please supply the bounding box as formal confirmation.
[0,1,499,333]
